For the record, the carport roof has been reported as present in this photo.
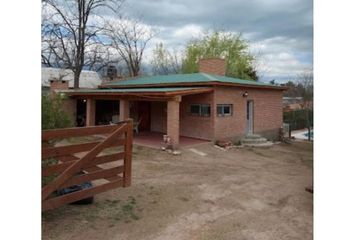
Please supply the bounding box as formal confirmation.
[59,87,213,98]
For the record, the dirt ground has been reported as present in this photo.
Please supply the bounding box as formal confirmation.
[42,141,313,240]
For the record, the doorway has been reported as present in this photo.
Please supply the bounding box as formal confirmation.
[137,102,151,131]
[246,100,254,134]
[95,100,119,125]
[76,99,87,127]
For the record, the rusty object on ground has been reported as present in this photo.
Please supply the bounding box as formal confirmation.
[216,140,233,148]
[305,186,313,194]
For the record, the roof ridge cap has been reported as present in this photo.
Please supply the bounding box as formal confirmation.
[200,72,217,81]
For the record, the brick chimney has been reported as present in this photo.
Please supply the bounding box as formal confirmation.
[50,79,69,96]
[198,58,226,76]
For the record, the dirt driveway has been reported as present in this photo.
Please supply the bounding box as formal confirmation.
[43,141,313,240]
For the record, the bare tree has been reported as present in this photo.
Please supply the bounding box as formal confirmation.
[41,8,56,67]
[105,16,156,77]
[41,0,124,88]
[297,69,313,140]
[151,42,181,75]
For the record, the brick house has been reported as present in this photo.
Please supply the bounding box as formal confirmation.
[52,58,286,149]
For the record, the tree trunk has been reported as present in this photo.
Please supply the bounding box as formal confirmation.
[74,71,80,89]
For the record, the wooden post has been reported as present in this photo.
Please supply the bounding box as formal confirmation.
[119,99,130,121]
[167,96,181,149]
[86,99,96,126]
[42,124,133,210]
[123,119,133,187]
[42,124,127,201]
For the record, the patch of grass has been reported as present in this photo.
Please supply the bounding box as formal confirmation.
[300,156,313,168]
[42,174,58,187]
[136,145,144,151]
[80,196,141,223]
[42,158,59,187]
[42,158,58,167]
[44,196,142,228]
[105,199,121,206]
[249,149,271,158]
[121,196,140,221]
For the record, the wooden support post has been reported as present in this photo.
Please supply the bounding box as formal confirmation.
[167,96,181,149]
[86,99,96,126]
[119,99,130,121]
[123,119,133,187]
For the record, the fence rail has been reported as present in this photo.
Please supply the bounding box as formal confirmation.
[42,120,133,211]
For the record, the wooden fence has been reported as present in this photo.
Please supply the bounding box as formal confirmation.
[42,120,133,211]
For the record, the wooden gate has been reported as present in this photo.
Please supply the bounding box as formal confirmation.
[42,120,133,211]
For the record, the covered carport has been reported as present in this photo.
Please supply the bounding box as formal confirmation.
[61,87,213,149]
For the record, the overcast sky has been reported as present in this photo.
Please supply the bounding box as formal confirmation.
[121,0,313,82]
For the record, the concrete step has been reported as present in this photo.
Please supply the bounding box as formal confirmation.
[242,141,274,148]
[241,134,273,148]
[244,134,262,139]
[241,137,267,144]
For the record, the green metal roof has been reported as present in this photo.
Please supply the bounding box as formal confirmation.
[102,73,274,88]
[60,87,206,93]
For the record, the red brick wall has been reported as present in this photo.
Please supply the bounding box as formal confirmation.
[198,58,226,76]
[49,80,76,125]
[50,80,69,96]
[149,86,282,142]
[180,93,214,140]
[167,100,180,146]
[150,94,214,140]
[213,87,246,140]
[252,90,283,136]
[62,98,77,125]
[150,101,167,133]
[213,86,283,141]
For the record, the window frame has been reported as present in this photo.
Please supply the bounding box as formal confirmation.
[190,104,201,116]
[189,103,211,117]
[217,104,233,117]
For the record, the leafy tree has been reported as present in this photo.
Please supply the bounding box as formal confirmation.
[151,43,181,75]
[181,31,258,80]
[42,94,73,130]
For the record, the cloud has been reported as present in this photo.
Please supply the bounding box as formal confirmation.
[44,0,313,82]
[250,36,313,80]
[119,0,313,82]
[172,24,203,40]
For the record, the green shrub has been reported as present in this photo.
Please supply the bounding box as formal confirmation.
[42,95,74,187]
[42,158,59,186]
[42,94,73,130]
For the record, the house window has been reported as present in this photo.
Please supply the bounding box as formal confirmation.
[217,104,233,117]
[190,105,200,115]
[190,104,210,117]
[200,104,211,117]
